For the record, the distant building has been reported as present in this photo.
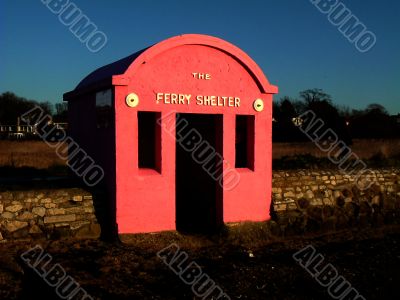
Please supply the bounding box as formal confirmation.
[0,121,68,140]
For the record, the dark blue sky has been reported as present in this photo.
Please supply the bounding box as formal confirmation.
[1,0,399,113]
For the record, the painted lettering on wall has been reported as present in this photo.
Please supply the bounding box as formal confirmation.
[192,72,211,80]
[156,93,240,108]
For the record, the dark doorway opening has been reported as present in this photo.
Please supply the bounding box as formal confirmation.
[176,113,223,233]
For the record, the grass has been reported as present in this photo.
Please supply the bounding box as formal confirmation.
[0,139,399,177]
[273,138,400,159]
[0,141,68,178]
[0,141,66,169]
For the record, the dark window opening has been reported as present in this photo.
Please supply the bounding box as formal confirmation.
[138,111,161,172]
[235,115,255,169]
[96,89,113,129]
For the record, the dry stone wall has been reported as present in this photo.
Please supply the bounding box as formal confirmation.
[271,168,400,235]
[0,188,100,241]
[1,168,399,241]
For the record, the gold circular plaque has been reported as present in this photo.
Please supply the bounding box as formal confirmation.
[126,93,139,108]
[253,99,264,112]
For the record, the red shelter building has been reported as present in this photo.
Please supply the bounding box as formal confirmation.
[64,34,278,234]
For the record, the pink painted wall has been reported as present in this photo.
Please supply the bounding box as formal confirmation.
[114,35,277,233]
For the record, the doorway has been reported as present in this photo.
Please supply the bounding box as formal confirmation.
[176,113,223,233]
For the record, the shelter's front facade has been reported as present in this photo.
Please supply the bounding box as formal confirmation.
[64,34,278,234]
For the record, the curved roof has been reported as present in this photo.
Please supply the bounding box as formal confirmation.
[66,34,278,98]
[75,48,149,90]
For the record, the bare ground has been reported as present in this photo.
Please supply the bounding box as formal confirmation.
[1,225,399,299]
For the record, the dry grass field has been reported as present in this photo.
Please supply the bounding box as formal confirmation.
[0,141,66,169]
[273,139,400,159]
[0,139,399,170]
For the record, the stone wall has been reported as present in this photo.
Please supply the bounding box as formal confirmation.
[1,169,399,241]
[0,188,100,241]
[271,168,400,235]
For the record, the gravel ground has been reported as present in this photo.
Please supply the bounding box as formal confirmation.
[0,225,399,300]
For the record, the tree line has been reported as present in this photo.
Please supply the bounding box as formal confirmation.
[0,90,399,141]
[273,89,399,143]
[0,92,67,124]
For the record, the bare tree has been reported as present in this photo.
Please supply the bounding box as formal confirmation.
[299,88,332,105]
